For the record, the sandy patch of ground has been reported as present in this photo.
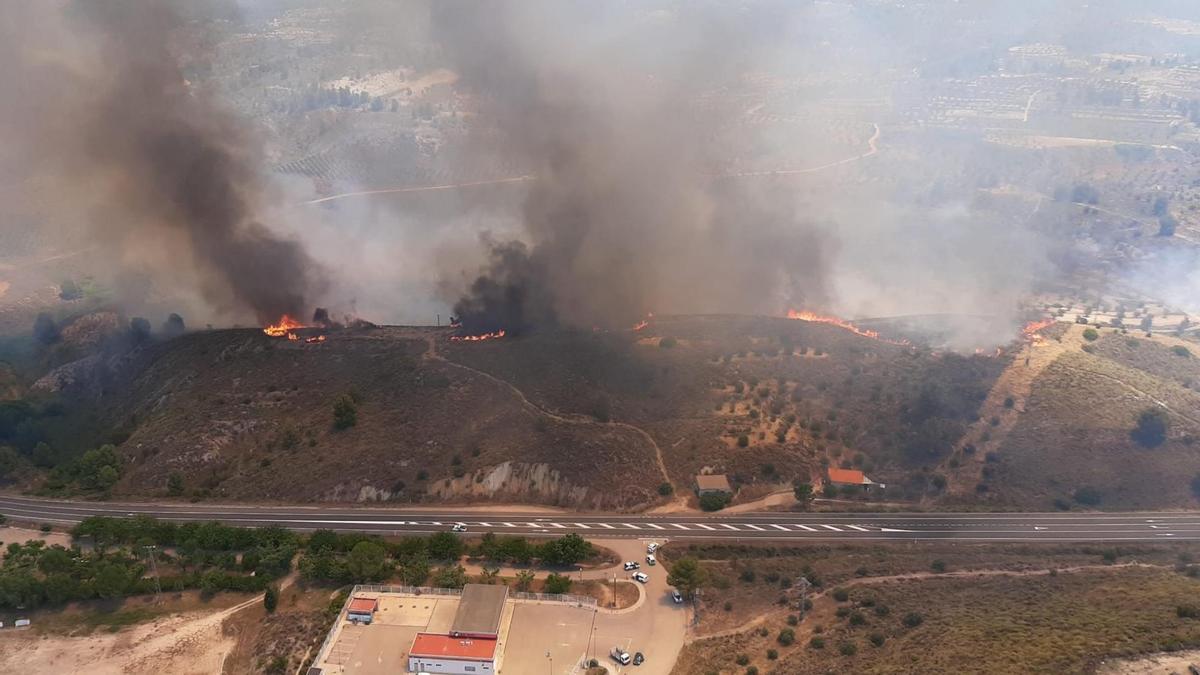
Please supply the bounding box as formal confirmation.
[0,281,9,299]
[0,526,71,548]
[1097,649,1200,674]
[0,593,263,675]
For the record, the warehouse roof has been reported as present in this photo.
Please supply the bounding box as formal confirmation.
[450,584,508,637]
[409,633,497,661]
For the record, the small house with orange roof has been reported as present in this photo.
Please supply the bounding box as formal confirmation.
[826,467,884,491]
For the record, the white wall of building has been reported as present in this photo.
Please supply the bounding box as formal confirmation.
[407,656,494,674]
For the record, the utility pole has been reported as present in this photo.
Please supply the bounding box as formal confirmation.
[794,577,812,621]
[144,545,162,605]
[587,608,597,664]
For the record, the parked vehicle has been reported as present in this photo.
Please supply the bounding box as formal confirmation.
[611,647,631,665]
[633,652,645,665]
[633,571,649,583]
[672,590,684,603]
[647,542,659,554]
[646,554,657,566]
[451,524,467,532]
[623,561,641,571]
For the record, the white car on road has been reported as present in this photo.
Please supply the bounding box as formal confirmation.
[623,561,641,571]
[647,542,659,554]
[646,554,656,566]
[632,571,649,583]
[451,524,467,532]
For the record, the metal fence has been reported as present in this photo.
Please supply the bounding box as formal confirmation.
[310,583,596,668]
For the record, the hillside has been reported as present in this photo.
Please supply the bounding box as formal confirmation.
[5,314,1199,511]
[32,326,663,509]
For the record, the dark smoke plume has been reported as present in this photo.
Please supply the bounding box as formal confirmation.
[436,1,827,334]
[0,0,324,324]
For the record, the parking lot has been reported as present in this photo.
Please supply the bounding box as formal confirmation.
[318,595,464,675]
[502,602,602,674]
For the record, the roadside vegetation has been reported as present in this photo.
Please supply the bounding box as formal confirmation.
[0,517,597,614]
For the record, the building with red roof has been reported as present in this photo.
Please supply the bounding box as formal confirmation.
[827,467,884,490]
[346,596,378,624]
[407,632,498,674]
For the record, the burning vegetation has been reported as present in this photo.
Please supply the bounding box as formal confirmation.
[786,310,912,347]
[450,329,507,342]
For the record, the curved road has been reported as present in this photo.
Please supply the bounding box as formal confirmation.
[3,496,1200,542]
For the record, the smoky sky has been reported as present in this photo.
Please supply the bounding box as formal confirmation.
[0,0,324,325]
[434,1,829,334]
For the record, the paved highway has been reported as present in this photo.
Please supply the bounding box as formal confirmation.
[4,495,1200,542]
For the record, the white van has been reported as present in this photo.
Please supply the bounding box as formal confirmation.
[646,554,657,566]
[633,571,649,583]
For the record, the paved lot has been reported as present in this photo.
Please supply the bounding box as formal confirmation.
[502,602,597,675]
[318,596,463,675]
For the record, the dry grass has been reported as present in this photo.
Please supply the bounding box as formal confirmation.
[994,345,1200,509]
[676,540,1200,672]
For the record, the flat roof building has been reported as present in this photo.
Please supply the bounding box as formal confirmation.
[450,584,508,638]
[694,474,732,495]
[346,596,378,624]
[408,633,498,674]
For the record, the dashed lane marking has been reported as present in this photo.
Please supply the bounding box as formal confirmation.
[696,524,716,531]
[770,524,790,531]
[742,524,766,531]
[818,525,842,531]
[720,524,740,531]
[623,523,642,530]
[845,525,870,532]
[670,523,691,530]
[647,524,665,530]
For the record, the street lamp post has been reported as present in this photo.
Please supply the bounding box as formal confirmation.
[546,650,553,674]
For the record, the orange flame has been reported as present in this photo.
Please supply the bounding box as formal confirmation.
[450,329,507,342]
[305,335,326,343]
[1022,318,1055,345]
[263,315,306,338]
[631,320,649,331]
[786,310,911,346]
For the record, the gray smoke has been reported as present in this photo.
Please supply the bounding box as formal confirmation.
[434,1,829,334]
[0,0,325,324]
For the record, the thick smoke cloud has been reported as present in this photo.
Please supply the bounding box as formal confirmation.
[0,0,324,324]
[434,1,828,334]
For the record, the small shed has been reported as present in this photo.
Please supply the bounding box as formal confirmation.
[346,596,378,624]
[695,474,732,496]
[826,468,884,490]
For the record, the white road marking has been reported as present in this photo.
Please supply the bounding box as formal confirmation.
[878,527,914,533]
[818,525,842,531]
[720,524,740,531]
[622,523,642,530]
[549,522,566,528]
[670,523,691,530]
[647,524,665,530]
[845,525,870,532]
[696,524,716,531]
[478,522,492,527]
[792,524,818,532]
[574,523,591,529]
[742,524,766,531]
[597,523,615,529]
[770,524,790,531]
[1034,526,1047,531]
[502,522,517,527]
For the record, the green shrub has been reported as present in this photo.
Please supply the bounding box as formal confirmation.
[1172,345,1191,358]
[737,434,749,448]
[699,493,731,512]
[766,649,778,660]
[902,612,924,628]
[1082,328,1099,341]
[832,587,849,602]
[777,628,795,646]
[869,632,885,647]
[658,482,674,496]
[332,394,358,430]
[931,559,947,573]
[849,611,867,626]
[735,654,749,666]
[809,636,825,649]
[1177,604,1200,619]
[786,614,798,626]
[839,641,858,656]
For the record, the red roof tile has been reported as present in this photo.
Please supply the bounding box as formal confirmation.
[827,468,867,484]
[409,633,497,661]
[347,597,378,613]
